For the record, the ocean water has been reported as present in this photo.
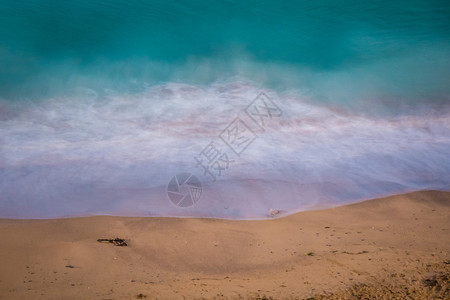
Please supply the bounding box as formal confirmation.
[0,1,449,219]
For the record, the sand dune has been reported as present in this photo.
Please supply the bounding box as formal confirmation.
[0,191,449,299]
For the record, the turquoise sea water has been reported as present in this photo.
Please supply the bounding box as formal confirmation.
[0,1,449,218]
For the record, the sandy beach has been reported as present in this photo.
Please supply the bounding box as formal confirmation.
[0,190,448,299]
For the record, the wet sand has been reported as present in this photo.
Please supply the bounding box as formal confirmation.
[0,190,449,299]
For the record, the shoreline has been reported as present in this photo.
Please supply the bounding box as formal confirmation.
[0,190,449,299]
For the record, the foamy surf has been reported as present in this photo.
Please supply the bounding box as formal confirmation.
[0,80,449,219]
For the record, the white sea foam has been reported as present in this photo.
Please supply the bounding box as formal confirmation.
[0,79,449,218]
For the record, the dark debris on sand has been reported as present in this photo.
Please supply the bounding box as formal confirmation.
[97,238,128,247]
